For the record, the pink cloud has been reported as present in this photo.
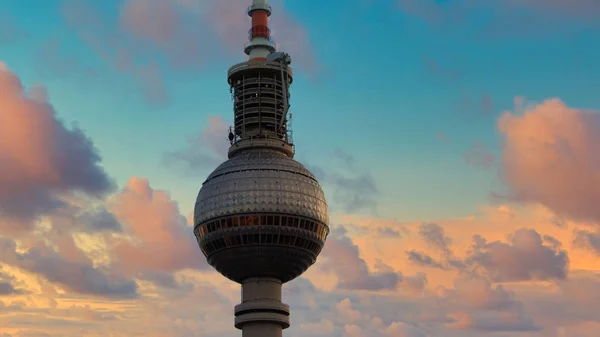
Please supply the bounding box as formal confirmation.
[109,177,204,273]
[498,98,600,223]
[59,0,319,106]
[119,0,179,46]
[0,63,113,233]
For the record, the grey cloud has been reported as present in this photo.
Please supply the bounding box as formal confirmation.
[0,281,20,295]
[77,207,122,232]
[418,222,453,255]
[320,226,402,291]
[573,228,600,255]
[332,148,355,167]
[137,271,194,292]
[401,272,428,293]
[466,228,569,282]
[304,149,379,214]
[549,215,567,228]
[0,268,23,295]
[543,234,562,250]
[450,309,540,332]
[164,115,230,175]
[377,226,402,238]
[409,223,468,272]
[0,238,138,298]
[406,250,446,270]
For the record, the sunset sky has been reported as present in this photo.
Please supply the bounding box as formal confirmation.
[1,0,600,336]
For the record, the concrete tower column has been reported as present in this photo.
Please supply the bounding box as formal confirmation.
[234,278,290,337]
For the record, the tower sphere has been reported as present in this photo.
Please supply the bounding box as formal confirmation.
[194,150,328,284]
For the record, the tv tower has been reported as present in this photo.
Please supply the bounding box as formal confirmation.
[193,1,329,336]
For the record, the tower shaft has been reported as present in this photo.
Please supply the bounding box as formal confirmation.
[235,278,290,337]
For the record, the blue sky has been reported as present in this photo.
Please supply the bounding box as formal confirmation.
[1,0,599,221]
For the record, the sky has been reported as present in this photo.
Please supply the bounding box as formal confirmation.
[0,0,600,336]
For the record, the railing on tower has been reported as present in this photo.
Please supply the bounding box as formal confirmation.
[249,26,271,40]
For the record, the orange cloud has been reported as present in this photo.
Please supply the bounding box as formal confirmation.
[498,98,600,223]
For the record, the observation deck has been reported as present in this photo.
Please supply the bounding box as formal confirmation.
[227,60,294,158]
[193,150,329,284]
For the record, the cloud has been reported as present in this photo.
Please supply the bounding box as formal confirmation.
[406,250,446,270]
[418,223,453,255]
[319,227,402,291]
[498,98,600,223]
[442,277,541,332]
[76,206,122,232]
[466,228,569,282]
[0,281,18,295]
[0,237,138,298]
[405,223,467,271]
[1,57,599,335]
[0,268,25,296]
[573,228,600,255]
[1,203,600,335]
[0,63,113,233]
[108,177,206,275]
[164,115,230,174]
[59,0,319,105]
[305,149,379,214]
